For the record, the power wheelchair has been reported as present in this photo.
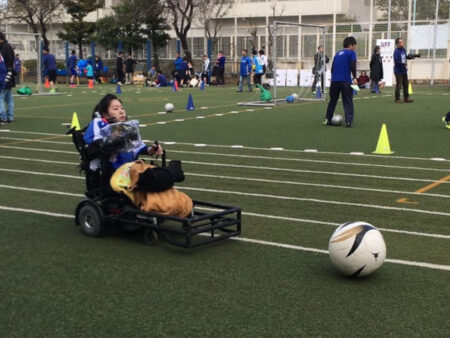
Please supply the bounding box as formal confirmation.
[68,127,241,248]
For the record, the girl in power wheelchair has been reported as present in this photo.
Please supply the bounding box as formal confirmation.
[83,94,192,218]
[71,94,240,247]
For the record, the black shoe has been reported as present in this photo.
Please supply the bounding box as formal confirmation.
[323,119,332,126]
[346,122,352,128]
[7,120,13,123]
[0,119,7,123]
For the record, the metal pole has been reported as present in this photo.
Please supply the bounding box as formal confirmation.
[91,41,95,63]
[430,0,440,85]
[387,0,392,39]
[332,0,336,57]
[207,38,212,84]
[273,21,277,106]
[322,27,326,100]
[146,40,151,72]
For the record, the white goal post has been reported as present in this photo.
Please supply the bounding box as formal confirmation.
[5,32,44,94]
[273,21,327,106]
[237,21,328,107]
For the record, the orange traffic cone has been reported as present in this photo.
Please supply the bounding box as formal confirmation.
[88,79,94,89]
[44,78,50,88]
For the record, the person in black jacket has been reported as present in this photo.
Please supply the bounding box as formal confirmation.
[0,32,15,123]
[370,46,384,93]
[116,51,125,85]
[311,45,329,94]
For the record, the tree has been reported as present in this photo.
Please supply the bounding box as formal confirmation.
[142,1,171,70]
[57,0,102,58]
[164,0,199,62]
[375,0,449,21]
[266,3,285,66]
[1,0,64,49]
[197,0,232,53]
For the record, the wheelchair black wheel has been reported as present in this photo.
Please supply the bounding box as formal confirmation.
[143,229,158,246]
[78,204,105,237]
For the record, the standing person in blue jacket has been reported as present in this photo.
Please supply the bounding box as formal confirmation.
[86,59,94,80]
[0,49,8,126]
[238,49,252,92]
[216,51,226,85]
[173,52,183,85]
[393,37,413,104]
[0,32,15,123]
[14,54,21,85]
[251,49,263,86]
[68,50,78,87]
[94,55,103,83]
[324,36,358,128]
[43,47,57,93]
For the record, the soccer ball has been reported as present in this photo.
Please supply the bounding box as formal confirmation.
[331,114,343,126]
[286,95,295,103]
[292,93,299,100]
[328,221,386,277]
[165,103,175,113]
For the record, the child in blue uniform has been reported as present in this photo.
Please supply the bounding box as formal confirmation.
[43,47,57,93]
[324,36,358,127]
[238,49,252,92]
[68,50,78,87]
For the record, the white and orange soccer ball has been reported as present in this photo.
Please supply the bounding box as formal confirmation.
[328,221,386,277]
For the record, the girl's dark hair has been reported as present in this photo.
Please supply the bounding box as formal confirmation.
[92,94,121,119]
[374,45,380,53]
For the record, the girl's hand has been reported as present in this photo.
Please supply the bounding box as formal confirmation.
[148,143,163,156]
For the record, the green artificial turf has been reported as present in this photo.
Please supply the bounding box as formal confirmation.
[0,84,449,337]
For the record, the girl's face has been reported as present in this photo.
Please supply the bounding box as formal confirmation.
[106,99,126,122]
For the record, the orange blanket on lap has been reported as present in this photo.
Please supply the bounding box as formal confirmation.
[110,160,193,218]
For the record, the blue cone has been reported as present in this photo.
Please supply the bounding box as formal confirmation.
[116,83,122,94]
[186,94,195,111]
[200,81,205,91]
[315,86,322,99]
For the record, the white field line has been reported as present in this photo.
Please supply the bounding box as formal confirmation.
[0,183,448,240]
[2,167,450,216]
[196,207,450,240]
[0,145,447,185]
[0,204,448,272]
[2,130,448,163]
[179,186,450,217]
[169,150,450,173]
[0,155,78,165]
[0,145,77,154]
[186,172,450,199]
[0,155,448,199]
[2,135,448,172]
[182,160,450,184]
[1,167,450,216]
[0,136,73,145]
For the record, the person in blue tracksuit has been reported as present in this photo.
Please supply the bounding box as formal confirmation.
[393,37,413,104]
[324,36,358,128]
[251,49,263,86]
[94,55,103,83]
[43,47,57,92]
[238,49,252,92]
[68,50,78,86]
[14,54,21,85]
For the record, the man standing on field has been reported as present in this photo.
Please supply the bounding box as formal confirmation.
[324,36,358,128]
[393,37,413,104]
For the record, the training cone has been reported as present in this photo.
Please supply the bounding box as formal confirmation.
[408,82,413,95]
[315,86,322,98]
[116,83,122,94]
[88,79,94,89]
[70,112,81,131]
[372,123,394,155]
[44,78,50,88]
[200,81,205,91]
[172,80,178,92]
[186,94,195,111]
